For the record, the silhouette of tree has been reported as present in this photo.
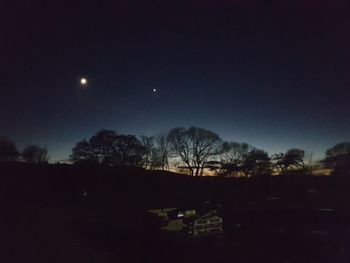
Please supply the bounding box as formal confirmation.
[273,153,285,173]
[326,142,350,157]
[112,135,146,167]
[304,152,319,176]
[273,148,305,175]
[140,135,155,169]
[241,149,271,178]
[286,149,305,168]
[140,134,171,170]
[324,142,350,176]
[22,145,48,163]
[153,133,170,170]
[70,139,98,164]
[167,127,221,176]
[140,134,170,170]
[89,129,119,165]
[71,130,145,167]
[0,136,19,162]
[216,142,251,176]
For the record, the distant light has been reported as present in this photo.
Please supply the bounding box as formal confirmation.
[178,212,184,218]
[153,88,157,92]
[80,78,87,85]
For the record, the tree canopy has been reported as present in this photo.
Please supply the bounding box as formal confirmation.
[70,129,145,167]
[241,149,271,178]
[215,142,251,176]
[324,142,350,176]
[326,142,350,158]
[0,136,19,162]
[273,148,305,175]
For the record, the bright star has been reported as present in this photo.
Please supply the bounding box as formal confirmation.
[80,78,87,85]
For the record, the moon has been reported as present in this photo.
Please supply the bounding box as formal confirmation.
[153,88,157,93]
[80,78,87,85]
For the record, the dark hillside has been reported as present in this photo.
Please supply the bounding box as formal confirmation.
[1,163,350,262]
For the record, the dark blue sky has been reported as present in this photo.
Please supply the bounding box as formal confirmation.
[1,0,350,161]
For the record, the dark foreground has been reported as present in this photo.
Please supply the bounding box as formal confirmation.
[1,163,350,263]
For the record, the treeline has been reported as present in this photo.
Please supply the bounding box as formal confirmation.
[69,127,350,177]
[0,137,48,163]
[1,127,349,177]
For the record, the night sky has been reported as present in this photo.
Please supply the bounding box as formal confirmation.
[2,0,350,162]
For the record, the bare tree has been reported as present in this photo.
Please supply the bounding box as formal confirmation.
[154,133,170,170]
[167,128,191,174]
[167,127,221,176]
[140,134,170,170]
[304,152,318,176]
[140,135,155,169]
